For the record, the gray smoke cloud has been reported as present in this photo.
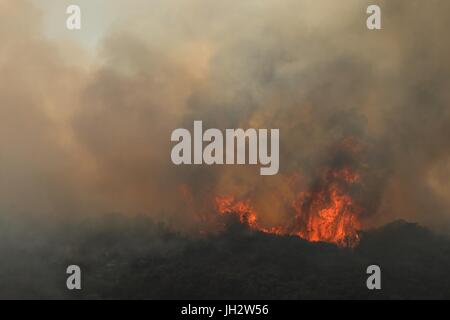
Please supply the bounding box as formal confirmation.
[1,0,449,233]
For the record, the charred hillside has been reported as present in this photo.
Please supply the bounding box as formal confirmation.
[0,215,449,299]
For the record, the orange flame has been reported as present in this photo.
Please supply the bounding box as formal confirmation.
[215,166,362,247]
[215,195,258,229]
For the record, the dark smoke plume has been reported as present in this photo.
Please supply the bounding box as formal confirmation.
[1,0,449,234]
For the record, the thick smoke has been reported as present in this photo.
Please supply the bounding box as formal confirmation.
[1,0,449,233]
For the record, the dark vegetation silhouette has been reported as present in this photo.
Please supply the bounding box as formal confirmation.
[1,214,449,299]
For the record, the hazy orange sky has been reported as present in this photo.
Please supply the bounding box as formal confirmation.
[1,0,450,233]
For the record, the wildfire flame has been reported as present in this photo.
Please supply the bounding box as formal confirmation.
[215,165,362,247]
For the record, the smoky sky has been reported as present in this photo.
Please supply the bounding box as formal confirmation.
[1,0,449,233]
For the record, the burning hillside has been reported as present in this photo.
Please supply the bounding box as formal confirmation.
[216,167,362,247]
[215,138,364,248]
